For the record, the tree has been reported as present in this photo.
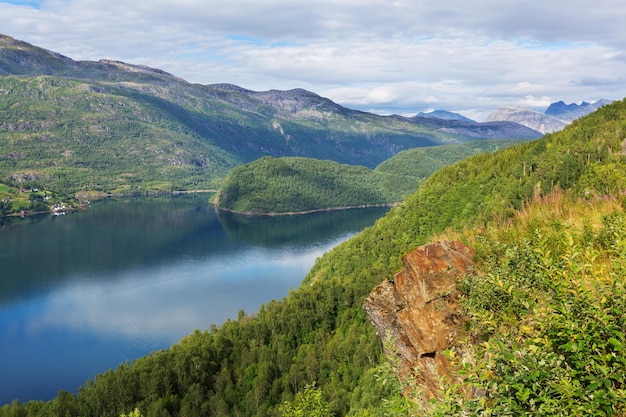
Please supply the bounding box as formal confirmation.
[279,383,332,417]
[120,408,143,417]
[0,201,12,215]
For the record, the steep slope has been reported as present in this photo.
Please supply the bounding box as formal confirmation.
[303,98,626,415]
[364,189,626,416]
[308,97,626,293]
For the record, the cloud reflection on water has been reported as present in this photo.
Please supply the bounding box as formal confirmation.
[30,239,344,344]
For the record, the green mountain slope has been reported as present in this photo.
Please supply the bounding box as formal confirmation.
[375,138,524,179]
[372,138,526,199]
[2,97,624,416]
[0,76,237,194]
[0,34,542,200]
[402,185,626,416]
[214,139,524,214]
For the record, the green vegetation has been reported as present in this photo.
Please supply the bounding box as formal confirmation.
[215,140,524,214]
[215,156,394,214]
[460,194,626,416]
[2,98,625,416]
[0,72,485,200]
[374,138,524,186]
[279,383,331,417]
[372,138,526,202]
[0,76,236,195]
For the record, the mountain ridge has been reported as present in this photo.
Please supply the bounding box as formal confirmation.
[485,99,613,133]
[544,98,613,121]
[416,109,475,122]
[0,33,542,197]
[484,105,568,134]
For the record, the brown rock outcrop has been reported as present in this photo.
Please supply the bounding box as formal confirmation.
[363,241,475,399]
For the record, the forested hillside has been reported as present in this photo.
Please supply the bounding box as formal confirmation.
[215,140,523,214]
[372,138,525,200]
[214,157,393,214]
[2,95,624,416]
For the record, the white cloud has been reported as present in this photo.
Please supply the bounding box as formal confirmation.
[1,0,625,119]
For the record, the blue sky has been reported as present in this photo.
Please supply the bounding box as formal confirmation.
[1,0,625,120]
[2,0,40,6]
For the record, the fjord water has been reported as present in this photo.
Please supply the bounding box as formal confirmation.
[0,194,389,404]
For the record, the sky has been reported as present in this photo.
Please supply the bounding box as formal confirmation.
[1,0,625,121]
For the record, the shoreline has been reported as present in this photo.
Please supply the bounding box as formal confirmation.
[1,190,218,219]
[76,189,218,199]
[2,190,394,218]
[214,202,399,217]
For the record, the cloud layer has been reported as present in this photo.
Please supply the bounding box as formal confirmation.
[1,0,625,119]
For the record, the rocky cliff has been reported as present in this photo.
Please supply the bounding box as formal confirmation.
[485,105,567,134]
[363,241,476,399]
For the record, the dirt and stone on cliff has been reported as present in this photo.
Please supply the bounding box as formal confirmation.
[363,241,476,399]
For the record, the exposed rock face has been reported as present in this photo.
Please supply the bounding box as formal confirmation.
[485,106,567,134]
[363,241,475,399]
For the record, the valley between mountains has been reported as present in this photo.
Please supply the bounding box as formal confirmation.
[1,33,608,216]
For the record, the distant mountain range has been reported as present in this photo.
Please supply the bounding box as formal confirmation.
[545,99,613,121]
[484,106,568,135]
[484,100,612,134]
[418,100,612,135]
[417,110,475,123]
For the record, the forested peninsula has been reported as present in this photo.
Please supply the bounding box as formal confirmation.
[214,156,395,215]
[214,139,524,215]
[3,97,626,416]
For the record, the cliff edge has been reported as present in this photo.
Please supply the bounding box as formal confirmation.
[363,241,475,399]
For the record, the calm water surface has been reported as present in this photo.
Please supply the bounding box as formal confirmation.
[0,194,388,404]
